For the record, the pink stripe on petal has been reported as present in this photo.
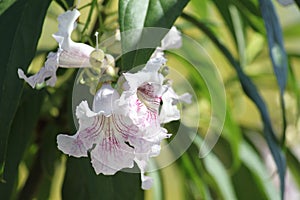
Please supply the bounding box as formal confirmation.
[57,134,87,157]
[79,115,104,150]
[90,129,135,175]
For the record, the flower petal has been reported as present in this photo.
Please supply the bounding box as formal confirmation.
[178,92,192,104]
[91,136,135,175]
[57,133,87,157]
[123,58,165,91]
[135,158,153,190]
[52,9,94,68]
[18,52,58,88]
[151,26,182,59]
[159,87,192,124]
[161,26,182,50]
[53,9,80,49]
[92,84,120,115]
[18,9,95,88]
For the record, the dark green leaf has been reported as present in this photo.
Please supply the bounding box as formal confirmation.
[259,0,288,147]
[231,0,264,34]
[0,88,45,199]
[232,0,260,17]
[0,0,17,15]
[192,134,237,200]
[62,157,143,200]
[55,0,75,10]
[118,0,189,71]
[287,148,300,189]
[232,164,268,200]
[0,0,51,177]
[182,13,286,200]
[240,142,279,199]
[211,0,237,46]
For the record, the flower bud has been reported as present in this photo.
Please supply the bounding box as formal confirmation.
[89,49,105,68]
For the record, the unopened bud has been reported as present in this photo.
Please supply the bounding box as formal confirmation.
[104,54,115,67]
[89,49,105,68]
[161,66,169,76]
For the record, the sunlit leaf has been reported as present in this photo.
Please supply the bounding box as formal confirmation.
[118,0,189,71]
[0,0,51,177]
[193,135,237,200]
[240,142,280,200]
[0,0,17,15]
[229,5,246,67]
[182,13,286,200]
[222,108,242,171]
[287,148,300,190]
[211,0,238,46]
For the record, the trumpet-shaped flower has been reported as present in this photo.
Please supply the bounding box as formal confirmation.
[119,56,191,160]
[57,84,138,175]
[119,58,171,159]
[30,8,191,190]
[18,9,94,88]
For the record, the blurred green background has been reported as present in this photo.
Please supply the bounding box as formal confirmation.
[0,0,300,199]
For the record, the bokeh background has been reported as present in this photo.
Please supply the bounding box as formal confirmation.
[0,0,300,199]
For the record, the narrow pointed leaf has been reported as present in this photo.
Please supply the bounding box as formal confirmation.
[0,89,45,199]
[0,0,51,177]
[259,0,287,93]
[181,13,286,199]
[259,0,288,146]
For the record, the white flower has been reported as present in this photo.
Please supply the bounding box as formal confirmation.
[18,9,94,88]
[152,26,182,59]
[56,82,171,189]
[57,84,138,175]
[135,158,154,190]
[116,56,191,189]
[119,57,170,159]
[161,26,182,50]
[159,86,192,124]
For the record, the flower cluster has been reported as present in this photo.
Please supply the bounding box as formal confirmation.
[18,9,191,189]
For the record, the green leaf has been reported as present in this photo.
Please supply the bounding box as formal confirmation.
[62,157,143,200]
[118,0,189,71]
[55,0,75,10]
[193,135,237,200]
[0,88,45,199]
[232,164,268,200]
[222,107,242,171]
[259,0,288,146]
[211,0,237,46]
[240,142,279,200]
[229,5,246,67]
[287,148,300,189]
[168,34,227,157]
[148,160,164,200]
[0,0,17,15]
[0,0,51,177]
[182,13,286,200]
[204,153,237,200]
[190,0,208,19]
[231,0,265,34]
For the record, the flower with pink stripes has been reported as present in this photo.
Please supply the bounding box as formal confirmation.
[57,83,138,175]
